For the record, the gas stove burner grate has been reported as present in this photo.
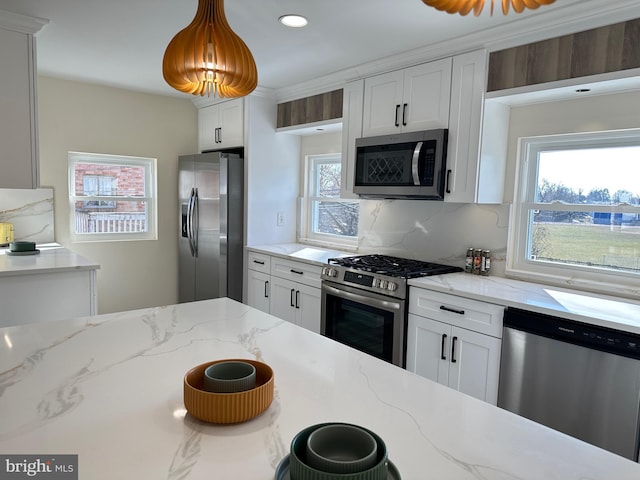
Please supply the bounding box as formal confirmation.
[328,254,462,278]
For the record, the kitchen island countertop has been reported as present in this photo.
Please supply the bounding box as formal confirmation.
[1,298,638,479]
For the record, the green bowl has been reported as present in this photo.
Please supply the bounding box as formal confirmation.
[9,241,36,252]
[289,423,388,480]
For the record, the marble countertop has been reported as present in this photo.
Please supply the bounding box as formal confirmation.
[247,243,353,266]
[1,298,638,479]
[0,244,100,277]
[410,272,640,335]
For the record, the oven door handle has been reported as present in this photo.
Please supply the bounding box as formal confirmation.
[322,284,401,311]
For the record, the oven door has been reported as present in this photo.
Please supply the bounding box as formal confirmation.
[321,281,406,367]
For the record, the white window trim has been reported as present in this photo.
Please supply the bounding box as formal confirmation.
[507,129,640,298]
[298,153,358,249]
[69,151,158,242]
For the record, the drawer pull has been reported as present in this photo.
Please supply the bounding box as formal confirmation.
[253,259,265,265]
[440,305,465,315]
[290,269,304,275]
[440,333,447,360]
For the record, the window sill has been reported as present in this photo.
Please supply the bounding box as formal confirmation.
[505,267,640,302]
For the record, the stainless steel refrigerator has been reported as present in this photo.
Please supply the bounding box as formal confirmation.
[178,152,243,303]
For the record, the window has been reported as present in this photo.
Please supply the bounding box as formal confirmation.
[300,154,359,246]
[82,175,116,208]
[508,129,640,294]
[69,152,157,241]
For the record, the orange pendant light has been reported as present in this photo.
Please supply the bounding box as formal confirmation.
[421,0,556,16]
[162,0,257,97]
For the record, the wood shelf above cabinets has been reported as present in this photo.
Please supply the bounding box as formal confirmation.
[276,89,343,129]
[488,18,640,92]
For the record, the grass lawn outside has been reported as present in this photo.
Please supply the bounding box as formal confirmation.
[533,222,640,271]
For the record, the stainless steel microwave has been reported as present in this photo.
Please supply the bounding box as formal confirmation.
[354,129,448,199]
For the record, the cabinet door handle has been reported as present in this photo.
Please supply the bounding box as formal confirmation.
[290,269,304,275]
[451,336,458,363]
[440,333,447,360]
[445,169,452,194]
[402,103,408,126]
[295,290,300,309]
[253,259,265,265]
[440,305,465,315]
[264,280,269,298]
[290,288,295,307]
[395,104,400,127]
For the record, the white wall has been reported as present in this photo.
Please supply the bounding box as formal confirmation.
[504,89,640,202]
[37,76,198,314]
[245,94,300,246]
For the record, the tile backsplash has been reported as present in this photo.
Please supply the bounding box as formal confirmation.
[0,188,55,244]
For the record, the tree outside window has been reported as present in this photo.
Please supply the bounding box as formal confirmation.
[304,154,359,244]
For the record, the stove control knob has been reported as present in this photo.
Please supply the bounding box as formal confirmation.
[328,268,338,278]
[387,281,398,292]
[371,278,379,288]
[379,280,388,289]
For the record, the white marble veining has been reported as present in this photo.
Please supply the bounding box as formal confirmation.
[0,188,55,244]
[411,272,640,334]
[0,246,100,277]
[1,298,638,479]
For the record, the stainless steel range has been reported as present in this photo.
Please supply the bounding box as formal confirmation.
[321,254,462,367]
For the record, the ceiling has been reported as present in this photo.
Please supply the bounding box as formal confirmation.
[0,0,637,100]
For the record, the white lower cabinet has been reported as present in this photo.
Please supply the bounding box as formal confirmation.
[270,276,321,334]
[245,250,322,334]
[246,250,271,314]
[0,269,97,328]
[407,287,504,404]
[246,269,270,314]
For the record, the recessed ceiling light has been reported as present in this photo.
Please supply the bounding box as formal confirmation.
[278,14,308,28]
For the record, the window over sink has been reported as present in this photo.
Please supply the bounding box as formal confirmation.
[68,152,157,242]
[508,129,640,295]
[299,153,359,247]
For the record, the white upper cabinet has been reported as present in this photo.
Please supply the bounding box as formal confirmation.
[0,12,46,189]
[198,98,244,152]
[445,49,508,204]
[340,80,364,199]
[362,58,452,137]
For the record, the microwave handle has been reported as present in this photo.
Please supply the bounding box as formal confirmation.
[411,141,423,185]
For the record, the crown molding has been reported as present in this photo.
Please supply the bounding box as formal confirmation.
[275,0,640,103]
[0,9,48,35]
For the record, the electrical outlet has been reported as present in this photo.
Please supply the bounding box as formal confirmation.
[276,212,285,226]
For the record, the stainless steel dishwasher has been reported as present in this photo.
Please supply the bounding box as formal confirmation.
[498,307,640,461]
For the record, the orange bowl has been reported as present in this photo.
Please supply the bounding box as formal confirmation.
[183,359,274,424]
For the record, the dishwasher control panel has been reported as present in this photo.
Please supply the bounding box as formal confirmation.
[504,307,640,359]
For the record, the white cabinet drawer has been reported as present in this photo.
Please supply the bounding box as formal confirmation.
[270,257,322,289]
[247,251,271,274]
[409,288,504,338]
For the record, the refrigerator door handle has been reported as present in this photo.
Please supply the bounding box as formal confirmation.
[186,188,196,257]
[192,187,199,257]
